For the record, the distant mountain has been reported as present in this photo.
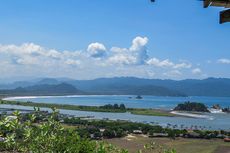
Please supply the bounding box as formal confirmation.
[66,77,230,97]
[0,77,230,97]
[0,78,62,90]
[169,78,230,97]
[0,83,85,96]
[36,78,61,85]
[83,84,185,96]
[0,81,34,90]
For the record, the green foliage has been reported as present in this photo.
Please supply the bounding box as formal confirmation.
[0,108,177,153]
[1,100,127,113]
[103,128,116,138]
[144,142,177,153]
[0,108,128,153]
[99,104,126,110]
[174,101,210,112]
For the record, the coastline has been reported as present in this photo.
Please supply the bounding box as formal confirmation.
[171,111,214,120]
[1,95,227,119]
[0,98,175,117]
[1,98,230,130]
[0,98,215,119]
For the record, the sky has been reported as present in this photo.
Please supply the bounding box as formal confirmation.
[0,0,229,81]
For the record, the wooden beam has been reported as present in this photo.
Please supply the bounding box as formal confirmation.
[204,0,212,8]
[220,9,230,24]
[204,0,230,8]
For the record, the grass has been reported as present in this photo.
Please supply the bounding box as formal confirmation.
[0,100,175,117]
[128,108,175,117]
[106,135,230,153]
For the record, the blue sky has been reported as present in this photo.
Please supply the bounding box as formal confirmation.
[0,0,229,80]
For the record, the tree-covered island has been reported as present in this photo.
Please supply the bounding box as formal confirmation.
[173,102,210,112]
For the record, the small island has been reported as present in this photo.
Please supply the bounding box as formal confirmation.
[135,95,143,99]
[174,101,210,112]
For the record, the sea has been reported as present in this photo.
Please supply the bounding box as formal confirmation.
[1,95,230,130]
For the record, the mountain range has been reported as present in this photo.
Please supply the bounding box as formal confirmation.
[0,77,230,97]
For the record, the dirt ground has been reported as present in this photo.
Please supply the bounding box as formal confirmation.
[105,134,230,153]
[214,146,230,153]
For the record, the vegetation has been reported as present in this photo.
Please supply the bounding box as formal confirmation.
[0,109,128,153]
[173,102,210,112]
[62,116,230,140]
[0,100,127,113]
[1,107,229,152]
[129,108,175,117]
[0,83,85,96]
[100,104,126,110]
[106,136,230,153]
[0,108,178,153]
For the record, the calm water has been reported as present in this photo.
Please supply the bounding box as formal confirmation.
[1,95,230,130]
[4,95,230,109]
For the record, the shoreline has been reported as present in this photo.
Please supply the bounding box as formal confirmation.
[0,99,176,117]
[1,95,227,119]
[170,111,214,120]
[0,99,216,119]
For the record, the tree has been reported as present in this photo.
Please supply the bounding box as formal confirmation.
[103,128,116,138]
[0,108,127,153]
[114,104,119,109]
[120,104,126,110]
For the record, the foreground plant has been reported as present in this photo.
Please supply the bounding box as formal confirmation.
[0,108,176,153]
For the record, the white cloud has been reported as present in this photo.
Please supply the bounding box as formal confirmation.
[146,58,191,69]
[0,36,203,79]
[107,36,149,65]
[87,42,106,58]
[130,36,148,51]
[192,68,202,74]
[65,59,80,66]
[15,56,39,65]
[173,62,192,69]
[217,58,230,64]
[146,58,174,67]
[107,54,137,65]
[0,43,43,56]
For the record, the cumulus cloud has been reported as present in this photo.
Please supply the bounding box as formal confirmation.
[192,68,202,74]
[129,36,149,64]
[146,58,191,69]
[146,58,174,67]
[107,36,149,65]
[217,58,230,64]
[87,42,106,58]
[65,59,80,66]
[130,36,148,51]
[0,36,200,79]
[173,62,192,69]
[107,54,137,65]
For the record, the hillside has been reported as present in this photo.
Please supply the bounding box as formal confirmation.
[67,77,230,97]
[0,77,230,97]
[0,83,85,96]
